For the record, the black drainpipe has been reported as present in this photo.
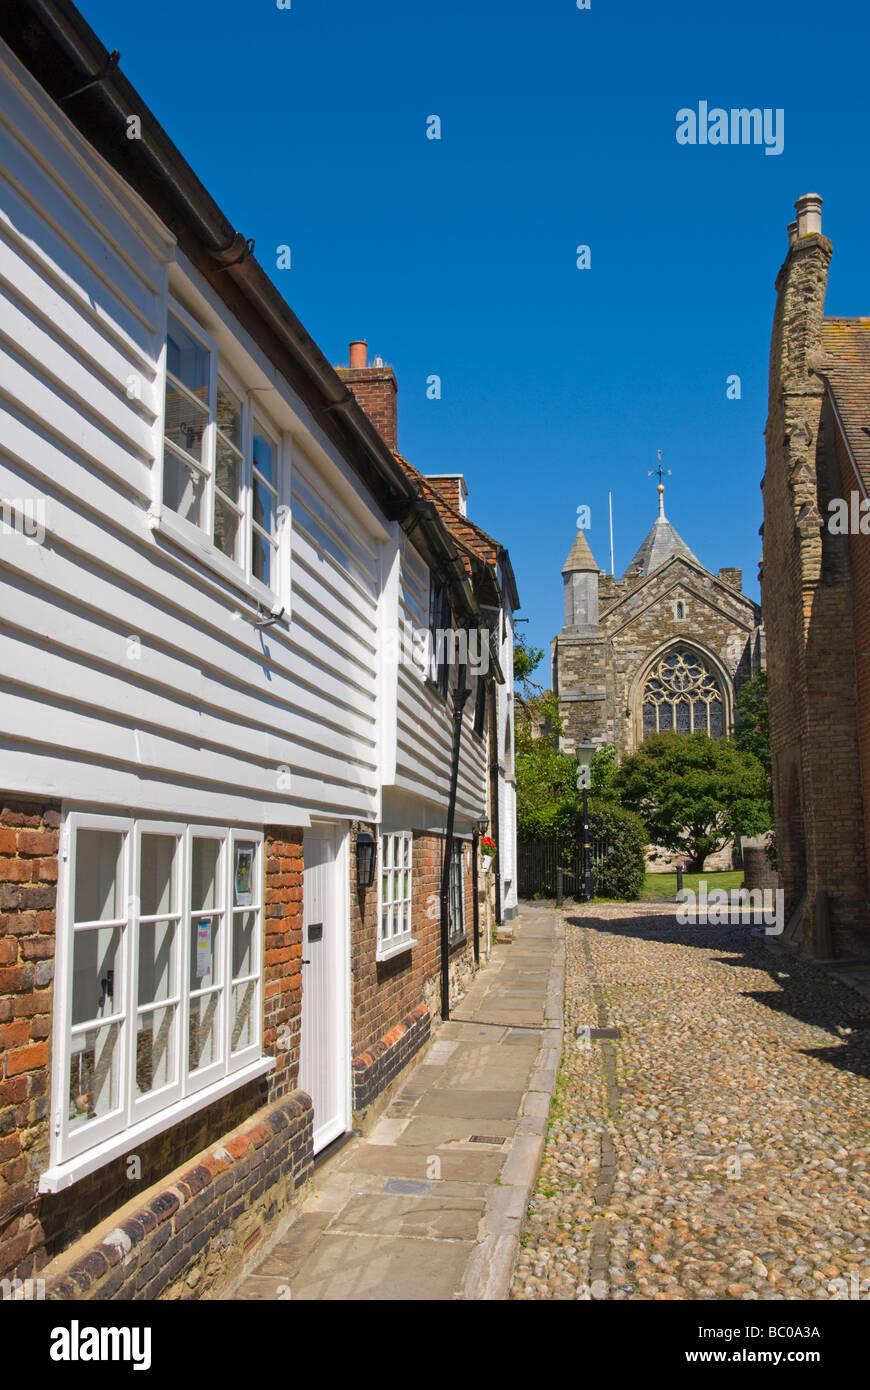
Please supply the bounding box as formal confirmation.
[471,824,480,966]
[439,667,470,1020]
[489,683,503,927]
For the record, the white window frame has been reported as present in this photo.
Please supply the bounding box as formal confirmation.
[155,298,286,611]
[42,813,272,1193]
[377,831,415,961]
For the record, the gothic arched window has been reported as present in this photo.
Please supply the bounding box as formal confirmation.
[641,648,725,740]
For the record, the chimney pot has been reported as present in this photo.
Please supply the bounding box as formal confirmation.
[794,193,823,239]
[349,339,367,368]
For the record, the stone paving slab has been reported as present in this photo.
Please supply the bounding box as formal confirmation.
[227,904,564,1301]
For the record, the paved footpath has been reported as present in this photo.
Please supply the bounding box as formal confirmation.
[511,903,870,1301]
[229,905,564,1300]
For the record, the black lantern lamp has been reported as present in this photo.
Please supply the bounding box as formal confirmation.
[475,813,489,837]
[356,832,376,889]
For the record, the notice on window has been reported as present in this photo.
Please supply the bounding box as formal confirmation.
[234,844,255,906]
[196,918,212,978]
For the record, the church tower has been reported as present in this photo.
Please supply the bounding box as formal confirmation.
[554,527,608,754]
[553,474,764,761]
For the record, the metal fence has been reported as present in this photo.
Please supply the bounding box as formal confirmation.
[517,835,609,899]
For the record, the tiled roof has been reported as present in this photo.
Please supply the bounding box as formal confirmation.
[822,318,870,490]
[393,451,501,569]
[622,515,700,579]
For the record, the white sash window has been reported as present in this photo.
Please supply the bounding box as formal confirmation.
[44,814,271,1191]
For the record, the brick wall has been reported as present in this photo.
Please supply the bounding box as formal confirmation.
[337,366,398,451]
[0,803,312,1295]
[762,228,870,956]
[349,822,476,1119]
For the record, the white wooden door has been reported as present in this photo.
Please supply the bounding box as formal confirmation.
[299,825,350,1153]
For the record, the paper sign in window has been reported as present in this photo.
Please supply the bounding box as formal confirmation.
[234,845,254,907]
[195,918,212,978]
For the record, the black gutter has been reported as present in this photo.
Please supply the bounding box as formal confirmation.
[439,669,471,1020]
[471,825,480,966]
[489,683,503,928]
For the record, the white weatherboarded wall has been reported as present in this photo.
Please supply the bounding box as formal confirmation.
[0,40,387,830]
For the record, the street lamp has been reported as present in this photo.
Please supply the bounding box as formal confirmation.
[576,736,595,902]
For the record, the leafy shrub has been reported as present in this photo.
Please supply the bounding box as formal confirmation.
[584,801,647,901]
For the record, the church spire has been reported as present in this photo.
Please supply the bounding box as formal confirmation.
[649,449,670,520]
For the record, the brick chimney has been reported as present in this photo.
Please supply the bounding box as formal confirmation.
[336,341,398,451]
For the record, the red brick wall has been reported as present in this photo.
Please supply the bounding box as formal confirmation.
[263,829,304,1100]
[349,822,475,1109]
[0,803,310,1293]
[836,432,870,904]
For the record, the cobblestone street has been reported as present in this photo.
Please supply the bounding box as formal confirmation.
[511,904,870,1301]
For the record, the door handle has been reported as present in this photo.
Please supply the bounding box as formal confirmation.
[302,958,311,965]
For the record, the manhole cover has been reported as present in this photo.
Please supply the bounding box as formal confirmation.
[469,1135,506,1145]
[575,1026,621,1039]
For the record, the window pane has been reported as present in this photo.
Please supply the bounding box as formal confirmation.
[136,1006,176,1094]
[190,914,220,990]
[75,830,123,922]
[693,702,708,732]
[69,1022,121,1128]
[231,979,257,1053]
[252,531,272,587]
[191,839,222,911]
[72,926,121,1025]
[233,911,257,979]
[214,493,241,561]
[215,437,241,506]
[216,376,242,450]
[380,906,390,942]
[253,475,275,533]
[163,447,207,528]
[140,835,177,917]
[163,389,209,467]
[675,699,691,733]
[167,314,210,396]
[659,703,673,732]
[138,917,176,1006]
[710,700,724,738]
[642,702,657,739]
[189,992,221,1072]
[253,430,275,486]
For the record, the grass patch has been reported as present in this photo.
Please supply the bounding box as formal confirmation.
[640,869,744,901]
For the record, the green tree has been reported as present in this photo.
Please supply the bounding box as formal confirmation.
[590,742,618,794]
[613,731,770,872]
[513,630,546,703]
[515,691,578,830]
[732,671,775,867]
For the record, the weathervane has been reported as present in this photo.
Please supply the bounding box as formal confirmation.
[648,449,672,518]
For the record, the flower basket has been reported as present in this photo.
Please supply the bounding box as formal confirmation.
[479,836,496,873]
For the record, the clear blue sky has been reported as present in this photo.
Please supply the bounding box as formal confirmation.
[78,0,870,667]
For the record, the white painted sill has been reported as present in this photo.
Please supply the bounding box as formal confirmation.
[148,506,287,621]
[38,1056,276,1194]
[376,935,417,964]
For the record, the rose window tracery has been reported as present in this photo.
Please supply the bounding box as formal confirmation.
[641,649,725,739]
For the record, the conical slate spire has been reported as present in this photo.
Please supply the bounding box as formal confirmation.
[562,527,598,573]
[622,512,700,578]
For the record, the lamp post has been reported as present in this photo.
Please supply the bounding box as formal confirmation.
[576,737,595,902]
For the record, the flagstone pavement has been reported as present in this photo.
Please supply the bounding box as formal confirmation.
[227,904,564,1301]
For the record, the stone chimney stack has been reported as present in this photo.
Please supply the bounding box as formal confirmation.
[337,341,399,451]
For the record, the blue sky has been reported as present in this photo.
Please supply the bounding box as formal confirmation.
[79,0,870,667]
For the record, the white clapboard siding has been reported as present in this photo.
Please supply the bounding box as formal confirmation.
[391,538,488,823]
[0,45,385,828]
